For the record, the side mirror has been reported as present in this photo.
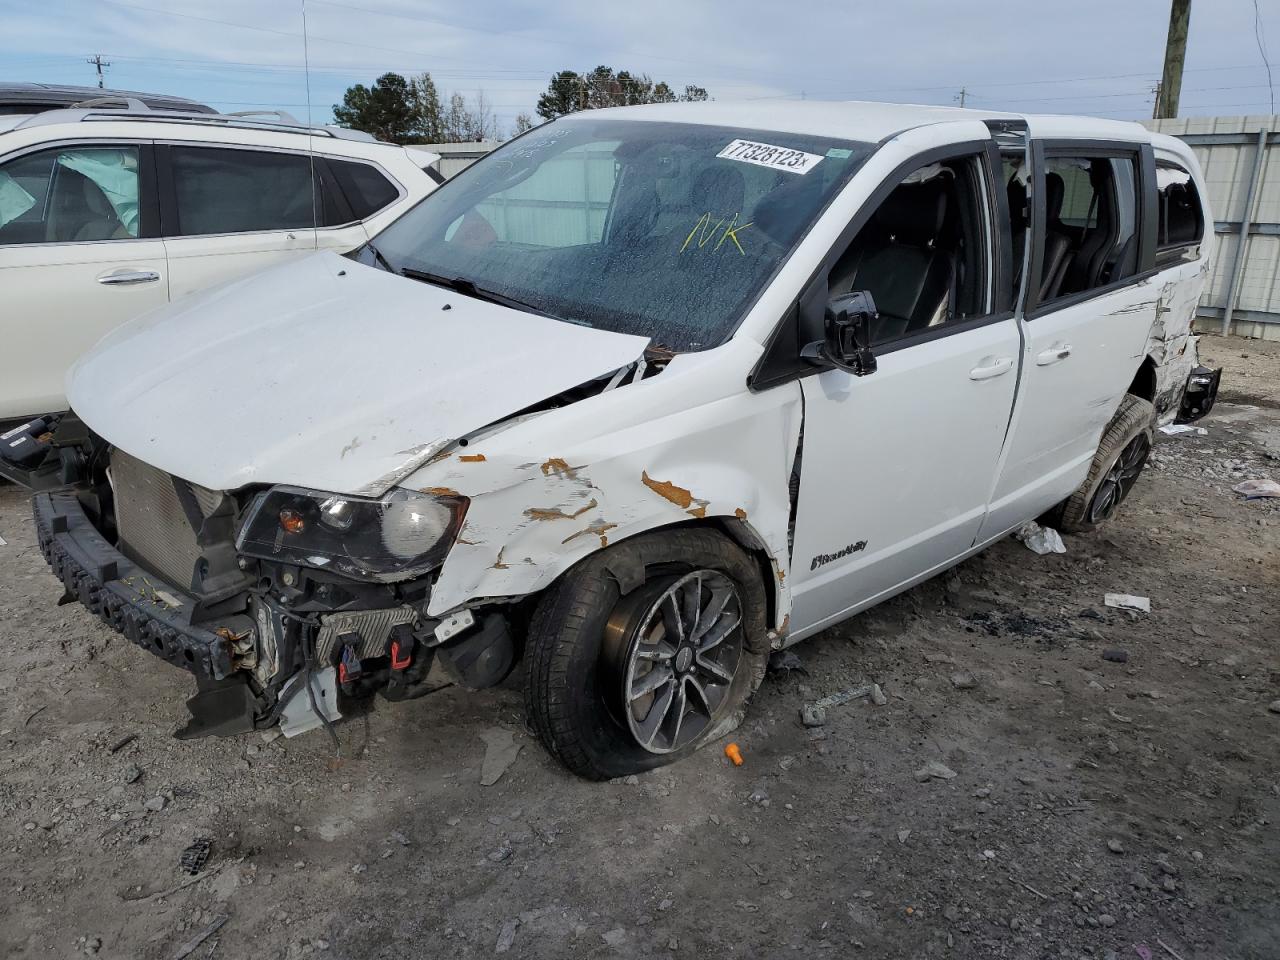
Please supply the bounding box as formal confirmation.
[802,291,879,377]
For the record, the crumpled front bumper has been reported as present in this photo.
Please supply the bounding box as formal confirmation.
[33,490,234,681]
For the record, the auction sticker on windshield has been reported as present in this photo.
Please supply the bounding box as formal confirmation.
[717,139,823,174]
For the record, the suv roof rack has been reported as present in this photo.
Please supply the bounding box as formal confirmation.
[10,99,378,142]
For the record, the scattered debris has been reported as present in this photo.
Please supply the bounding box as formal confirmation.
[601,927,627,947]
[950,672,977,690]
[495,918,519,954]
[179,838,212,876]
[724,742,744,766]
[1158,423,1207,437]
[1105,593,1151,614]
[1014,520,1067,555]
[107,734,137,754]
[169,915,227,960]
[1107,838,1125,854]
[897,829,911,844]
[767,650,805,674]
[800,703,826,727]
[1108,708,1134,724]
[479,728,522,786]
[123,764,143,784]
[1233,478,1280,499]
[144,795,166,812]
[1157,938,1190,960]
[914,761,957,782]
[1010,876,1050,901]
[1267,700,1280,715]
[1102,649,1129,664]
[810,684,874,711]
[23,704,46,726]
[870,683,888,706]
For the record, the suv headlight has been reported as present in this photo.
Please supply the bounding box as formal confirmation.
[237,486,468,582]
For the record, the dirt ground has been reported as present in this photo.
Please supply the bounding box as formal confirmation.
[1,335,1277,960]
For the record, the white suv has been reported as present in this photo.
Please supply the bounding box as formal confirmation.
[15,101,1221,778]
[0,99,440,422]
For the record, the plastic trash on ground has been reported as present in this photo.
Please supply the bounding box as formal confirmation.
[1104,593,1151,614]
[1158,423,1207,437]
[1233,478,1280,499]
[1014,520,1067,555]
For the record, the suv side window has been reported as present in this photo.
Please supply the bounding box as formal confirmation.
[1037,154,1140,304]
[327,159,399,220]
[0,145,142,244]
[170,146,318,236]
[827,153,992,346]
[1155,160,1203,266]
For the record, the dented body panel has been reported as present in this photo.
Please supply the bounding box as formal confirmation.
[67,253,649,496]
[402,336,801,629]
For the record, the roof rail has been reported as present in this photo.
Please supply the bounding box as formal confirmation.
[69,96,150,111]
[227,109,301,124]
[9,104,382,143]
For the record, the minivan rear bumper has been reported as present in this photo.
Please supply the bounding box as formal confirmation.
[1176,365,1222,423]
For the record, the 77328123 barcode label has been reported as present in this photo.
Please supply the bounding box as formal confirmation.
[716,139,824,174]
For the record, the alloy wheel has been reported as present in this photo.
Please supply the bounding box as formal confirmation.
[604,570,743,755]
[1088,432,1151,524]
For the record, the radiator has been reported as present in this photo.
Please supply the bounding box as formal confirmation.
[111,449,224,589]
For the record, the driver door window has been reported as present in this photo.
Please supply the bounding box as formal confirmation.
[827,154,992,346]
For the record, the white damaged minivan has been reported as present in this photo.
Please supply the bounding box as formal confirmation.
[11,100,1221,778]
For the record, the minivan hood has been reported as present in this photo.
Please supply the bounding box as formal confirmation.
[68,253,649,495]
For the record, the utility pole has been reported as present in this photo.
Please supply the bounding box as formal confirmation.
[954,87,968,108]
[1155,0,1191,119]
[87,54,111,89]
[1150,81,1163,119]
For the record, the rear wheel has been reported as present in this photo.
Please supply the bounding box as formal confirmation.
[524,528,769,780]
[1059,394,1154,533]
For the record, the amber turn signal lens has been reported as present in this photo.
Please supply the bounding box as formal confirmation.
[278,508,306,535]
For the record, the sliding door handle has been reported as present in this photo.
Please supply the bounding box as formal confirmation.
[969,356,1014,380]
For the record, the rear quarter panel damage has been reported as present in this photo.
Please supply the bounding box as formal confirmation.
[1146,260,1212,422]
[401,341,802,633]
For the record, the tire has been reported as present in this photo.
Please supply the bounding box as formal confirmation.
[524,527,770,780]
[1058,394,1155,534]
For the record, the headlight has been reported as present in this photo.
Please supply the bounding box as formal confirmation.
[237,486,468,582]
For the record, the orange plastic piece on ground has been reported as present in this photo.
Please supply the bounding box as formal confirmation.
[724,742,744,766]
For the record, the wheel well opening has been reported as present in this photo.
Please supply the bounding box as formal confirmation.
[1127,356,1157,402]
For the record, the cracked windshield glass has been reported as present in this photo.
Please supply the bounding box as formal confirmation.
[373,116,873,350]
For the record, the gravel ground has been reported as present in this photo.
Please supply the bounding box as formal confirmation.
[1,335,1278,960]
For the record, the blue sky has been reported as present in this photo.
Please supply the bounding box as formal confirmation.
[2,0,1278,137]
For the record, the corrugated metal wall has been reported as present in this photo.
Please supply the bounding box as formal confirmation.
[1145,115,1280,340]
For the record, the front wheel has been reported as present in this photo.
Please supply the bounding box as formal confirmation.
[1058,394,1155,533]
[524,528,769,780]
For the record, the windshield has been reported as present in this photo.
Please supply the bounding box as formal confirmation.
[373,117,874,351]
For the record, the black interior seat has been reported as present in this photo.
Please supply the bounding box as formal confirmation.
[1038,172,1073,301]
[831,181,954,342]
[1066,163,1116,292]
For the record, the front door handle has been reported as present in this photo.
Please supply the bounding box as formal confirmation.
[1036,343,1072,366]
[969,356,1014,381]
[97,269,160,286]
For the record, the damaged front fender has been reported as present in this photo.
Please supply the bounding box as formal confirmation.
[402,339,803,634]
